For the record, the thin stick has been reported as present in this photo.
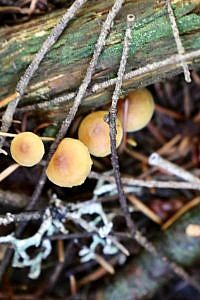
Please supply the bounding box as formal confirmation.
[18,49,200,113]
[0,93,21,149]
[89,172,200,191]
[109,14,135,233]
[0,0,88,148]
[0,131,55,141]
[125,147,148,164]
[149,153,200,184]
[0,92,20,109]
[69,275,77,297]
[127,195,162,225]
[57,240,65,263]
[155,104,184,120]
[0,119,21,124]
[162,197,200,230]
[78,264,112,287]
[166,0,191,82]
[108,235,130,256]
[0,164,19,183]
[94,253,115,275]
[157,134,181,155]
[16,0,87,96]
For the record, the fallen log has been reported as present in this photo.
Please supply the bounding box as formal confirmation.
[0,0,200,121]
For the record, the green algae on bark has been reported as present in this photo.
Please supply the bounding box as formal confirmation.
[0,0,200,120]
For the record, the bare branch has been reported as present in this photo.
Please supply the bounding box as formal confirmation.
[166,0,191,82]
[108,14,135,233]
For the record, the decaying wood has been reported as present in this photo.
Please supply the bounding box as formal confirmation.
[99,204,200,300]
[1,0,200,121]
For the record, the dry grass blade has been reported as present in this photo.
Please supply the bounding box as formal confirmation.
[127,194,162,225]
[0,164,19,183]
[162,197,200,230]
[94,254,115,275]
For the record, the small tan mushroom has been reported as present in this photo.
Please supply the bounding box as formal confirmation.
[10,132,44,167]
[46,138,92,187]
[78,111,123,157]
[117,88,155,132]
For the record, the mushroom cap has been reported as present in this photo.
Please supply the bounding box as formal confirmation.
[117,88,155,132]
[46,138,92,187]
[10,132,44,167]
[78,111,123,157]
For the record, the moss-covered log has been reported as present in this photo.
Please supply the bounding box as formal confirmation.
[0,0,200,120]
[98,205,200,300]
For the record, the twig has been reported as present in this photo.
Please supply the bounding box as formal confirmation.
[166,0,191,82]
[0,92,20,109]
[109,14,135,233]
[69,275,77,297]
[89,171,200,191]
[36,242,74,296]
[162,197,200,230]
[147,122,167,144]
[149,153,200,184]
[28,0,38,15]
[0,164,19,183]
[127,195,162,225]
[155,104,184,120]
[157,134,181,156]
[108,235,130,256]
[125,147,148,164]
[57,240,65,263]
[0,131,55,141]
[0,0,88,149]
[18,49,200,113]
[78,257,117,287]
[17,0,88,96]
[94,253,115,274]
[0,93,21,150]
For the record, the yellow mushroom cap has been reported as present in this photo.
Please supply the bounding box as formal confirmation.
[117,88,155,132]
[46,138,92,187]
[78,111,123,157]
[10,132,44,167]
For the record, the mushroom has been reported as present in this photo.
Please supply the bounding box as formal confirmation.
[117,88,155,132]
[46,138,92,187]
[78,111,123,157]
[10,132,45,167]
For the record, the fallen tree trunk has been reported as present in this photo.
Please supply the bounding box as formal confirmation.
[0,0,200,121]
[99,205,200,300]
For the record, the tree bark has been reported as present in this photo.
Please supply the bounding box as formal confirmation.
[98,205,200,300]
[0,0,200,120]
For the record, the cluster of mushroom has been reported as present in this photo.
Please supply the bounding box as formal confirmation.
[10,88,155,188]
